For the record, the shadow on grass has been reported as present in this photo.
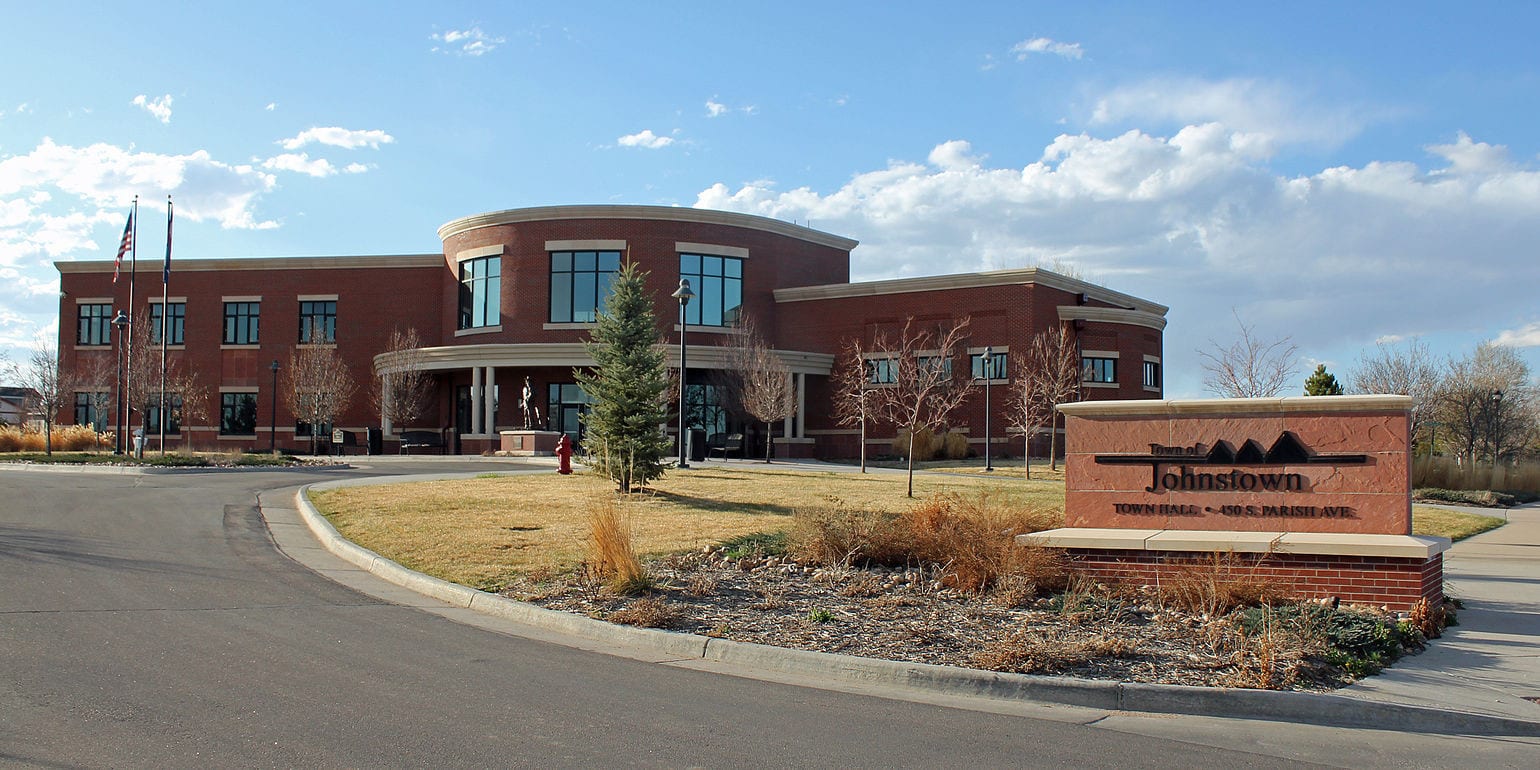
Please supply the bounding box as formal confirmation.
[642,487,797,517]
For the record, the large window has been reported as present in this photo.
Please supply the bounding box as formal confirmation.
[549,251,621,323]
[1083,357,1117,384]
[150,302,185,345]
[458,256,501,329]
[970,350,1008,380]
[223,302,260,345]
[74,392,108,432]
[918,355,953,379]
[145,394,182,435]
[299,300,337,343]
[679,253,743,327]
[867,358,897,384]
[1143,360,1161,390]
[220,392,257,435]
[77,303,113,345]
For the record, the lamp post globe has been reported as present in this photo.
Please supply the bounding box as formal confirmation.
[671,279,695,468]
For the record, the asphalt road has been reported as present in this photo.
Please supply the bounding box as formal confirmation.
[0,463,1532,768]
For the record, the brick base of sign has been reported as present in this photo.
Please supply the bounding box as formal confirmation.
[1059,548,1443,611]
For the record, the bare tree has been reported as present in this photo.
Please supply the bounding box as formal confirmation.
[12,335,76,454]
[373,327,434,431]
[1009,324,1081,478]
[283,325,358,454]
[725,318,796,463]
[121,310,208,454]
[1348,338,1443,449]
[1437,344,1535,464]
[830,338,875,473]
[79,354,116,451]
[872,317,974,497]
[1198,311,1299,398]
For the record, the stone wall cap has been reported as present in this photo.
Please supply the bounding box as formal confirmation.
[1017,527,1449,559]
[1058,395,1413,417]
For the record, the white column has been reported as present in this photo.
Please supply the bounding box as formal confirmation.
[796,372,806,438]
[484,365,497,433]
[470,367,483,436]
[381,375,392,435]
[783,371,795,439]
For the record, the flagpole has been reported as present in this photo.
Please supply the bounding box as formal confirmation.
[127,195,138,453]
[159,196,171,454]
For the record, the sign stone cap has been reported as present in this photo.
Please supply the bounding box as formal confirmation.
[1058,395,1413,417]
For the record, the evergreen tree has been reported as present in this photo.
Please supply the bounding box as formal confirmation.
[575,263,671,492]
[1303,364,1345,396]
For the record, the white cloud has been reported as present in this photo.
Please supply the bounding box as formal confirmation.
[1493,322,1540,348]
[431,26,505,56]
[343,162,370,174]
[1011,37,1084,61]
[265,102,277,111]
[132,94,173,124]
[706,99,728,118]
[1092,77,1377,149]
[695,126,1540,396]
[617,129,674,149]
[262,153,337,177]
[279,127,394,151]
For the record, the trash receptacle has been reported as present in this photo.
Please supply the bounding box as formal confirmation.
[132,428,145,458]
[366,427,382,455]
[689,429,707,462]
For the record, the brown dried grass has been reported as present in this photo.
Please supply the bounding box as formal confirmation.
[584,499,651,594]
[1152,552,1293,616]
[0,425,106,452]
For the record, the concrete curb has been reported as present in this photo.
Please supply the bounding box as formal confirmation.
[288,475,1540,737]
[0,461,351,476]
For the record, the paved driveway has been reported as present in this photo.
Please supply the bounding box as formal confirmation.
[1,463,1533,767]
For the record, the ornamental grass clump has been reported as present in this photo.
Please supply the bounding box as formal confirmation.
[899,492,1064,592]
[584,498,652,595]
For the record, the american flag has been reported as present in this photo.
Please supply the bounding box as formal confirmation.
[112,211,134,283]
[163,199,172,284]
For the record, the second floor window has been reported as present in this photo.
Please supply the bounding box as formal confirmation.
[150,302,185,345]
[1143,360,1161,389]
[867,358,897,385]
[223,302,260,345]
[549,251,621,323]
[77,303,113,345]
[458,256,501,329]
[679,253,742,327]
[970,350,1008,380]
[1083,357,1117,384]
[299,300,337,343]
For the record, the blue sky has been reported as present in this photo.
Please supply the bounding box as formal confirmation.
[3,2,1538,397]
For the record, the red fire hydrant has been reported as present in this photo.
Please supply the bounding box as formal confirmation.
[556,434,573,475]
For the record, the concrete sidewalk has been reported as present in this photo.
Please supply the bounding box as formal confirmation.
[1338,500,1540,722]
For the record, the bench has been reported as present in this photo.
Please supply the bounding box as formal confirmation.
[399,429,446,455]
[707,433,744,461]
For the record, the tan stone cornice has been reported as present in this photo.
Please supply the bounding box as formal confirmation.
[436,205,860,251]
[1057,395,1413,417]
[774,267,1167,315]
[374,342,835,375]
[1056,305,1168,331]
[56,254,444,274]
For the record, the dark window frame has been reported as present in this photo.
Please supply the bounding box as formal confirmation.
[298,300,337,344]
[678,253,744,327]
[458,256,501,330]
[1083,356,1117,384]
[220,392,258,435]
[77,303,113,345]
[74,392,108,432]
[548,250,621,323]
[150,302,186,345]
[1143,360,1161,389]
[145,394,183,435]
[970,351,1008,380]
[223,302,260,345]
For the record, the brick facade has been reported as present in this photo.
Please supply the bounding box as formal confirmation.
[55,205,1167,456]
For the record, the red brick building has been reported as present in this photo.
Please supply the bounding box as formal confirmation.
[55,205,1166,457]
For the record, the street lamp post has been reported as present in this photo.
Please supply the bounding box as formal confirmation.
[671,279,695,468]
[982,346,994,472]
[1490,389,1504,468]
[270,359,281,454]
[111,310,129,454]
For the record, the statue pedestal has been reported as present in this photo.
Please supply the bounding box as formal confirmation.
[499,430,561,456]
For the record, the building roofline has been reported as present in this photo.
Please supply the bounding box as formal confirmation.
[436,205,860,251]
[774,267,1169,315]
[56,254,445,274]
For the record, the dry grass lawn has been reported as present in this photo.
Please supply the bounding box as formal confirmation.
[1411,505,1506,542]
[309,465,1065,590]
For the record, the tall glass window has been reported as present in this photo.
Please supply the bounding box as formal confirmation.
[145,394,182,435]
[299,300,337,343]
[549,251,621,323]
[867,358,897,384]
[1083,357,1117,384]
[77,303,113,345]
[223,302,260,344]
[150,302,185,345]
[548,382,594,443]
[679,253,743,327]
[458,256,501,329]
[1143,360,1161,389]
[220,392,258,435]
[970,351,1008,380]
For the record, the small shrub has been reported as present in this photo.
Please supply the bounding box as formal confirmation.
[585,498,651,594]
[898,492,1064,592]
[787,501,903,568]
[1153,552,1293,615]
[607,597,677,628]
[940,430,969,460]
[719,531,788,560]
[806,608,835,624]
[890,427,941,461]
